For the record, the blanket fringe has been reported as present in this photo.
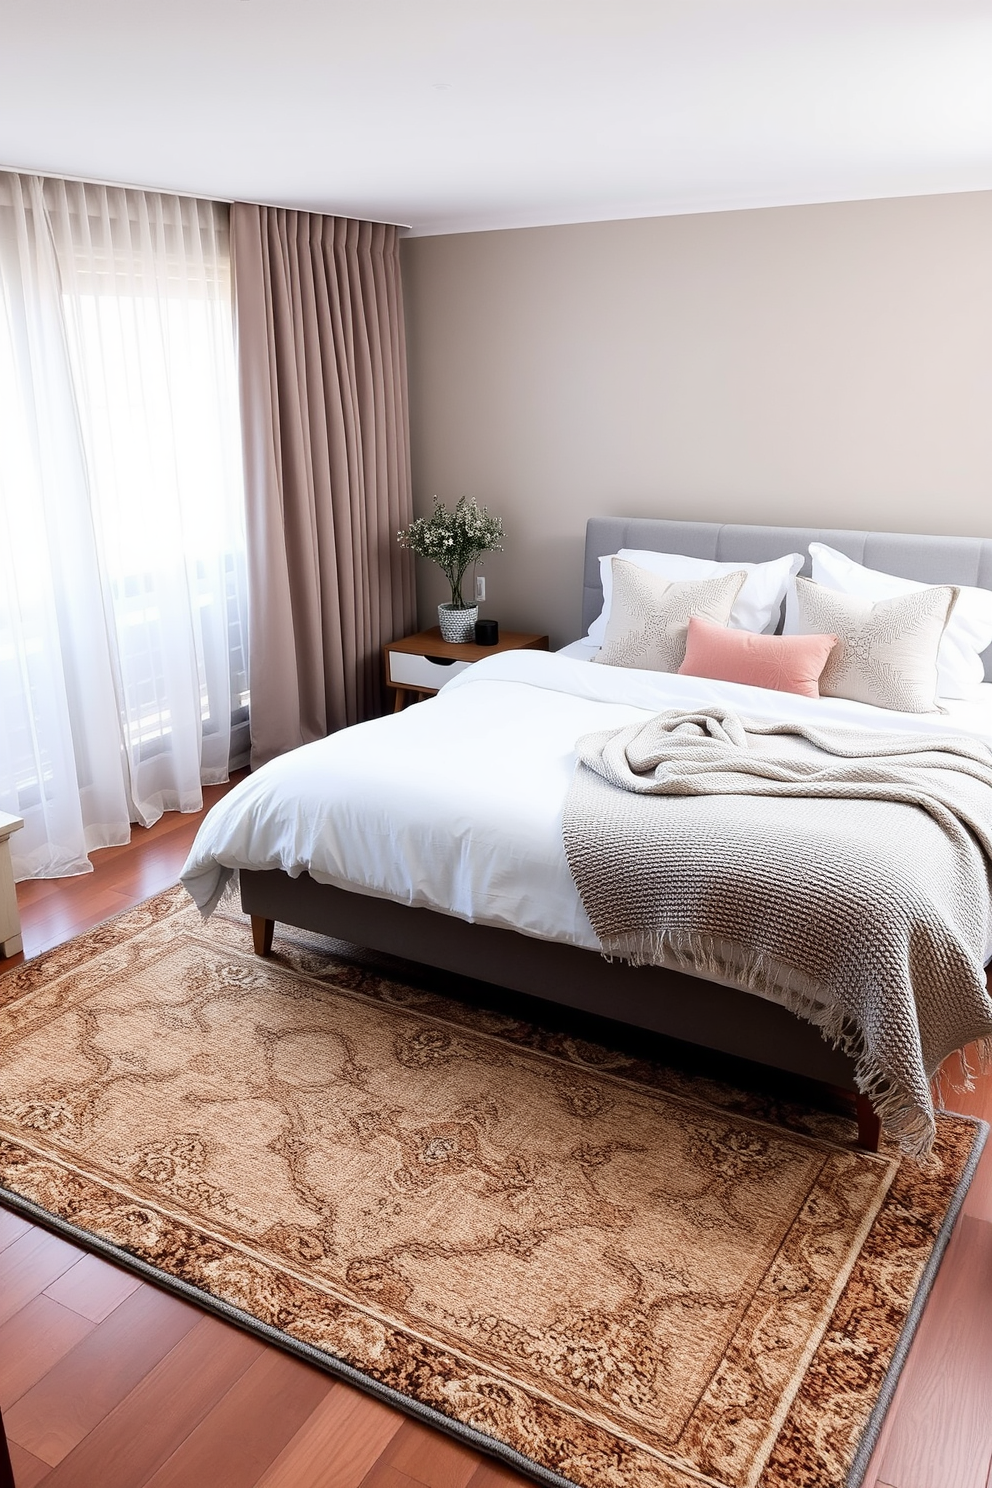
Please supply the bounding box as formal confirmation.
[601,929,939,1160]
[932,1034,992,1107]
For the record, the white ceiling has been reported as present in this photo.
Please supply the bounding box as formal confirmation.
[2,0,991,236]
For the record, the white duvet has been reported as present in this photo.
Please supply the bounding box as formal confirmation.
[181,647,992,963]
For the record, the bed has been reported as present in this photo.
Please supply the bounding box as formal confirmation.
[181,516,992,1154]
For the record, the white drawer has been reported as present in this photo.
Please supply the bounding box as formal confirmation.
[388,650,473,690]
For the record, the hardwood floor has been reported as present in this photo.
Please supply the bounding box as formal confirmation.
[0,783,990,1488]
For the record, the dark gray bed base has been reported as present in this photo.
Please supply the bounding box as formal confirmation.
[240,868,881,1149]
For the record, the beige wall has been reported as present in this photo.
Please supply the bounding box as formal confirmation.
[402,192,992,646]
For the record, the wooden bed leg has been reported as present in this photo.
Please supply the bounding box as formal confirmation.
[251,915,274,958]
[855,1093,881,1152]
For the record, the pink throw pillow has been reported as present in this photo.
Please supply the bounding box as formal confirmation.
[678,616,837,698]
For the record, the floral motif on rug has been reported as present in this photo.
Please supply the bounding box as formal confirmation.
[0,888,982,1488]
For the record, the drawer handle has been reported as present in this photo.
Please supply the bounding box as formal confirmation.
[425,656,457,667]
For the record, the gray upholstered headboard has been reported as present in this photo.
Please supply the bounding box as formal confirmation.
[582,517,992,682]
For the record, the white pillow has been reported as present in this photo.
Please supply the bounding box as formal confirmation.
[800,543,992,699]
[586,548,802,648]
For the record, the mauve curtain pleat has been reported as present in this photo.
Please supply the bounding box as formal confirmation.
[231,205,415,767]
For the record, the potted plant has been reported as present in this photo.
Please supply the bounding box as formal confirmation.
[398,496,505,643]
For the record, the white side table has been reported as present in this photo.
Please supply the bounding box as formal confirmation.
[0,812,25,958]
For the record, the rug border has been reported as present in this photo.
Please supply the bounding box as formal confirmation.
[1,1116,986,1488]
[0,1179,579,1488]
[844,1108,987,1488]
[1,885,987,1488]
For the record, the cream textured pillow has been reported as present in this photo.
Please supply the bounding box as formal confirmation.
[808,542,992,699]
[594,560,747,673]
[793,577,959,713]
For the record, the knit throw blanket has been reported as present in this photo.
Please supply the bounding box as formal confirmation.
[563,708,992,1156]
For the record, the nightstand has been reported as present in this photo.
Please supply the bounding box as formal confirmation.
[384,626,549,711]
[0,811,24,959]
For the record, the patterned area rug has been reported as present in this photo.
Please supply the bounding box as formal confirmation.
[0,888,984,1488]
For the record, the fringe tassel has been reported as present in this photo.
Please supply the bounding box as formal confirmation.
[602,929,938,1160]
[933,1034,992,1108]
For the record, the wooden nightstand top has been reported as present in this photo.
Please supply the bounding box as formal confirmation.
[384,627,550,710]
[385,627,549,664]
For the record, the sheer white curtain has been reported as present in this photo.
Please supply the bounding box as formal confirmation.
[0,174,248,879]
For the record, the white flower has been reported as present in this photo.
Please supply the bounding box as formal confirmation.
[397,497,505,606]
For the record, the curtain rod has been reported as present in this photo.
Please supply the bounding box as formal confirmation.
[0,161,412,231]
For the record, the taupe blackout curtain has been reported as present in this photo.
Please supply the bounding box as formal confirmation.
[231,205,415,767]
